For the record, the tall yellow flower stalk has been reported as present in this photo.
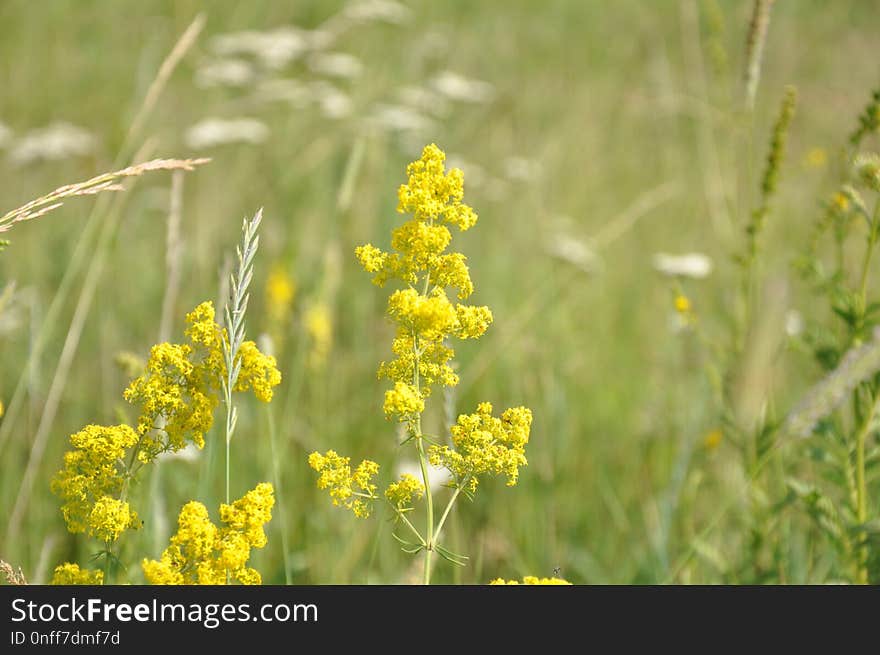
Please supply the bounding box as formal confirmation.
[309,144,532,584]
[51,212,281,585]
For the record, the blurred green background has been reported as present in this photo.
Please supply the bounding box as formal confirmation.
[0,0,877,583]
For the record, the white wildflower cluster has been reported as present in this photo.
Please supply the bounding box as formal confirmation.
[6,122,96,166]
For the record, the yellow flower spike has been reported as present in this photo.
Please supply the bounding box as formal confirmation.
[324,143,532,584]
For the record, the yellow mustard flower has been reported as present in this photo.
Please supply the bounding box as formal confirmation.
[703,428,723,451]
[674,294,691,314]
[304,302,332,370]
[142,483,274,585]
[308,450,379,518]
[124,301,280,459]
[265,265,296,325]
[383,381,425,420]
[490,576,572,585]
[353,144,493,417]
[51,424,139,538]
[429,402,532,491]
[384,473,425,509]
[234,340,282,402]
[832,191,850,213]
[51,563,104,585]
[88,495,139,543]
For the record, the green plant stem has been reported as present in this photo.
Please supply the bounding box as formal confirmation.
[857,204,880,314]
[410,257,438,585]
[397,512,425,545]
[415,424,434,585]
[410,317,434,584]
[433,478,469,545]
[223,385,234,585]
[266,406,291,584]
[853,390,875,584]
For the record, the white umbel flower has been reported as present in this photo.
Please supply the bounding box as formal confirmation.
[652,252,713,279]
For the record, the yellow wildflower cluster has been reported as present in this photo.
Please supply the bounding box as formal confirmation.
[355,144,492,416]
[674,294,691,315]
[832,191,850,213]
[51,563,104,585]
[308,450,379,518]
[383,380,425,420]
[124,301,280,459]
[703,428,723,451]
[311,144,533,581]
[304,302,333,370]
[490,576,572,585]
[50,424,140,540]
[384,473,425,509]
[52,301,280,571]
[429,402,532,491]
[142,483,274,585]
[265,265,296,326]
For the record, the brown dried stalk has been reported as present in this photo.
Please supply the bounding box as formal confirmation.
[0,158,209,233]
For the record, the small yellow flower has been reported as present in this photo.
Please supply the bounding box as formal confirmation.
[88,496,139,542]
[51,563,104,586]
[429,403,532,491]
[383,381,425,420]
[304,302,332,370]
[385,473,425,509]
[142,483,274,585]
[703,428,723,451]
[674,294,691,314]
[803,147,827,169]
[309,450,379,518]
[265,265,296,323]
[490,576,571,585]
[832,191,850,213]
[51,424,139,538]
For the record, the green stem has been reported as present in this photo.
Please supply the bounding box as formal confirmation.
[223,382,235,585]
[266,405,292,584]
[408,251,438,585]
[394,508,426,545]
[433,478,468,545]
[853,390,874,584]
[102,541,113,584]
[856,201,880,324]
[416,434,434,585]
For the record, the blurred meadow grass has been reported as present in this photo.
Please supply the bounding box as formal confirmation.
[0,0,878,583]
